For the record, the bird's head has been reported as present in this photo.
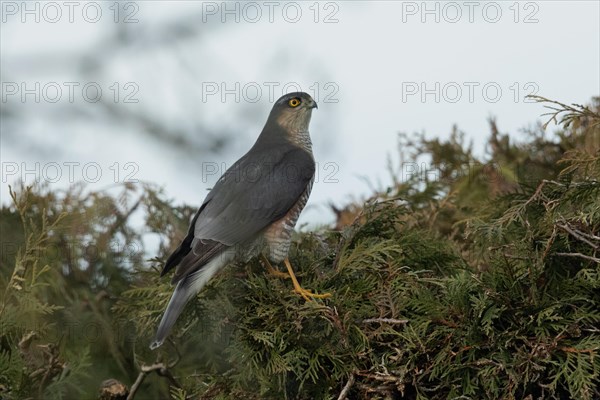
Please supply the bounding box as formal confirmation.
[268,92,318,133]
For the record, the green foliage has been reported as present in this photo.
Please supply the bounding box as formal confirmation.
[1,96,599,399]
[0,184,145,399]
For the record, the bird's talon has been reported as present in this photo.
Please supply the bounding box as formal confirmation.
[293,287,332,301]
[269,269,291,279]
[283,258,331,301]
[261,255,291,279]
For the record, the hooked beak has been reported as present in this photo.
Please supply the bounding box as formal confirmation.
[310,100,318,109]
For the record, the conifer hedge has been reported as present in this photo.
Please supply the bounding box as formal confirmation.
[1,97,599,399]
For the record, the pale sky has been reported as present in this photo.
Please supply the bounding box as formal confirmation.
[2,1,599,228]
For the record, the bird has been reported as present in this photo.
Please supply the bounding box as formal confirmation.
[150,92,330,350]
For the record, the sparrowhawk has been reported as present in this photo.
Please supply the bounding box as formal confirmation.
[151,92,330,350]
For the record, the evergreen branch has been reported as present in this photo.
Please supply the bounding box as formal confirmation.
[527,95,600,129]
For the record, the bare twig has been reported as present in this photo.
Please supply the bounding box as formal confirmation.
[559,346,598,355]
[574,230,600,241]
[362,318,409,325]
[542,226,558,262]
[355,371,400,383]
[555,252,600,264]
[127,372,146,400]
[127,353,181,400]
[128,362,181,400]
[557,223,599,250]
[337,372,356,400]
[524,180,564,208]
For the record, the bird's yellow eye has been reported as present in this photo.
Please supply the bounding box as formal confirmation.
[288,98,301,107]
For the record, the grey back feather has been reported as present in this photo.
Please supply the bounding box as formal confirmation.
[169,143,314,284]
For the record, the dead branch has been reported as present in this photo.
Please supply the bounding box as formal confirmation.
[362,318,409,325]
[555,252,600,264]
[337,372,356,400]
[557,223,599,250]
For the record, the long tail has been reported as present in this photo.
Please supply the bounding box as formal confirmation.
[150,250,234,349]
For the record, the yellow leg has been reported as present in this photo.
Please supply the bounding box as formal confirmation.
[261,254,290,279]
[283,258,331,301]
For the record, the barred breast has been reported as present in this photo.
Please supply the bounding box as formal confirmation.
[251,129,314,264]
[262,177,314,263]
